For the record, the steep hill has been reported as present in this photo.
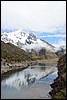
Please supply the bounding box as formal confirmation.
[1,41,39,75]
[49,54,66,99]
[1,41,32,63]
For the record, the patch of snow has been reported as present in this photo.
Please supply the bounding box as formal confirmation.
[1,30,55,52]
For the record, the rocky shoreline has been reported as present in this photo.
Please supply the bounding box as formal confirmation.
[37,58,59,67]
[49,54,66,99]
[1,59,38,75]
[1,58,59,75]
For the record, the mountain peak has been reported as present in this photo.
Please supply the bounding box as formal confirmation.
[1,30,55,52]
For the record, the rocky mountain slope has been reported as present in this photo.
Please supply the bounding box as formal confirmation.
[55,46,66,57]
[1,30,58,59]
[1,30,55,52]
[1,41,33,63]
[49,54,66,99]
[1,41,38,74]
[1,30,66,56]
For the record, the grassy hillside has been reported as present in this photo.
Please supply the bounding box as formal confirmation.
[49,54,66,99]
[1,41,33,63]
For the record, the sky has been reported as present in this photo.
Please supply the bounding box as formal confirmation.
[1,1,66,47]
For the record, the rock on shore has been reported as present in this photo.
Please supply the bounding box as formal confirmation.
[1,58,38,75]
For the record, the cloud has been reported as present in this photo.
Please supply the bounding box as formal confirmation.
[52,39,66,47]
[37,34,66,38]
[1,1,66,32]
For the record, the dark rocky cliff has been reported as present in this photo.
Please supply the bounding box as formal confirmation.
[49,54,66,99]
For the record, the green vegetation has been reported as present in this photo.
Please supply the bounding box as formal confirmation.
[53,88,66,99]
[1,41,33,62]
[50,54,66,99]
[58,54,66,65]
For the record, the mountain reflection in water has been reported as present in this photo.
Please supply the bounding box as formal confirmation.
[1,65,58,99]
[1,65,58,90]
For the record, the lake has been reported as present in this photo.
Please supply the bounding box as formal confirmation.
[1,64,58,99]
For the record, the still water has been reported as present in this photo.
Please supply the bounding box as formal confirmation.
[1,65,58,99]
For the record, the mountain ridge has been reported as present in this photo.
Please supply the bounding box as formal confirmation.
[1,41,33,63]
[1,30,55,53]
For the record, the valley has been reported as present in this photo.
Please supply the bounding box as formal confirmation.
[1,31,59,75]
[1,1,66,99]
[1,30,66,99]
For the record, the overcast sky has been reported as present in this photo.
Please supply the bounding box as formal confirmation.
[1,1,66,47]
[1,1,66,32]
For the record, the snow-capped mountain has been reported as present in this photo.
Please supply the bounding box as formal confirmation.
[55,45,66,57]
[1,30,55,53]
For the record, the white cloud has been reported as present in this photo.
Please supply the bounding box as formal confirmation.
[1,1,66,32]
[38,34,66,38]
[52,39,66,47]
